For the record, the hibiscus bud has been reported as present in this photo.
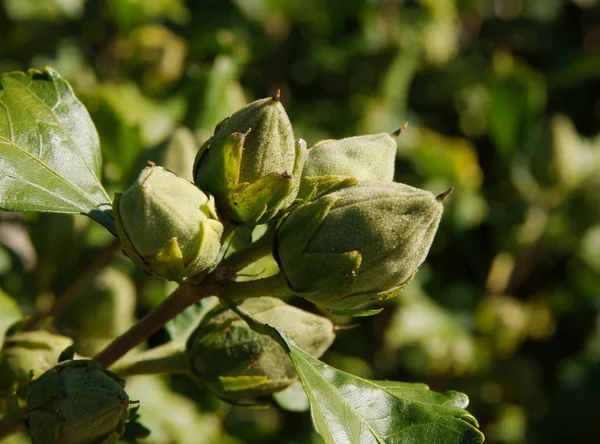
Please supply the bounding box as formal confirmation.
[114,166,224,281]
[186,297,335,402]
[193,95,305,224]
[275,181,447,310]
[26,360,129,444]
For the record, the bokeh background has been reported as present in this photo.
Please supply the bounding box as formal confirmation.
[1,0,600,443]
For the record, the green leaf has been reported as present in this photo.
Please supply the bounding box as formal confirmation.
[230,303,485,444]
[0,67,114,232]
[327,307,384,317]
[285,338,484,444]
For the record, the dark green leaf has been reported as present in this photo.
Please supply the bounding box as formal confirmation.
[0,67,114,231]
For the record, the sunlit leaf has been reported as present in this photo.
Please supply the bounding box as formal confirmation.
[0,68,113,232]
[231,303,485,444]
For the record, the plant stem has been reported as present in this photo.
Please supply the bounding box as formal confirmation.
[221,273,292,300]
[220,228,276,275]
[110,341,188,376]
[24,238,121,330]
[93,231,282,369]
[93,281,220,368]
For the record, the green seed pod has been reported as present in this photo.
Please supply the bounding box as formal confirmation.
[186,297,335,402]
[275,181,448,311]
[299,133,397,201]
[57,267,136,357]
[114,166,224,281]
[26,360,129,444]
[193,95,305,224]
[0,331,73,396]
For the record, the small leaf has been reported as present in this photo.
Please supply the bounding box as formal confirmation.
[230,302,485,444]
[327,307,384,317]
[0,67,114,232]
[218,375,269,392]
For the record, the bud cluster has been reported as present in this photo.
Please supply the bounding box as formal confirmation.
[14,94,450,429]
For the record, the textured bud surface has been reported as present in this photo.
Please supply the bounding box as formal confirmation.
[302,133,397,181]
[186,297,335,401]
[193,97,304,224]
[276,181,445,310]
[26,360,129,444]
[114,166,223,281]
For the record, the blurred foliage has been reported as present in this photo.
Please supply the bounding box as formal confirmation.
[1,0,600,442]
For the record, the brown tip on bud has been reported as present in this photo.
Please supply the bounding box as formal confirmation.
[273,89,281,102]
[392,122,409,138]
[435,187,454,203]
[147,160,157,167]
[332,324,360,332]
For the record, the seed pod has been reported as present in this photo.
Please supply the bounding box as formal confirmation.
[193,96,305,224]
[299,133,397,201]
[186,297,335,402]
[0,331,73,396]
[26,359,129,444]
[275,181,447,310]
[114,166,224,281]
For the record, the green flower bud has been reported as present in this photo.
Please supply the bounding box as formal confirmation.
[26,360,129,444]
[299,133,397,200]
[275,181,448,310]
[114,166,224,281]
[193,95,305,224]
[57,268,136,356]
[0,331,73,396]
[186,297,335,402]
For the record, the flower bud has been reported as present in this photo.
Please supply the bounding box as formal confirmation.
[186,297,335,402]
[299,133,397,200]
[0,331,73,396]
[275,181,447,310]
[114,166,224,281]
[26,360,129,444]
[193,95,305,224]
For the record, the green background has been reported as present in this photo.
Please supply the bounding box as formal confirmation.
[1,0,600,442]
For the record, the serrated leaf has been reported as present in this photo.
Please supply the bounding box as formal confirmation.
[230,302,485,444]
[286,339,484,444]
[0,67,114,232]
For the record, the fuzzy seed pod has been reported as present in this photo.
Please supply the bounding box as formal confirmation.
[193,96,305,224]
[114,166,224,281]
[26,360,129,444]
[186,297,335,402]
[299,133,397,201]
[275,181,447,310]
